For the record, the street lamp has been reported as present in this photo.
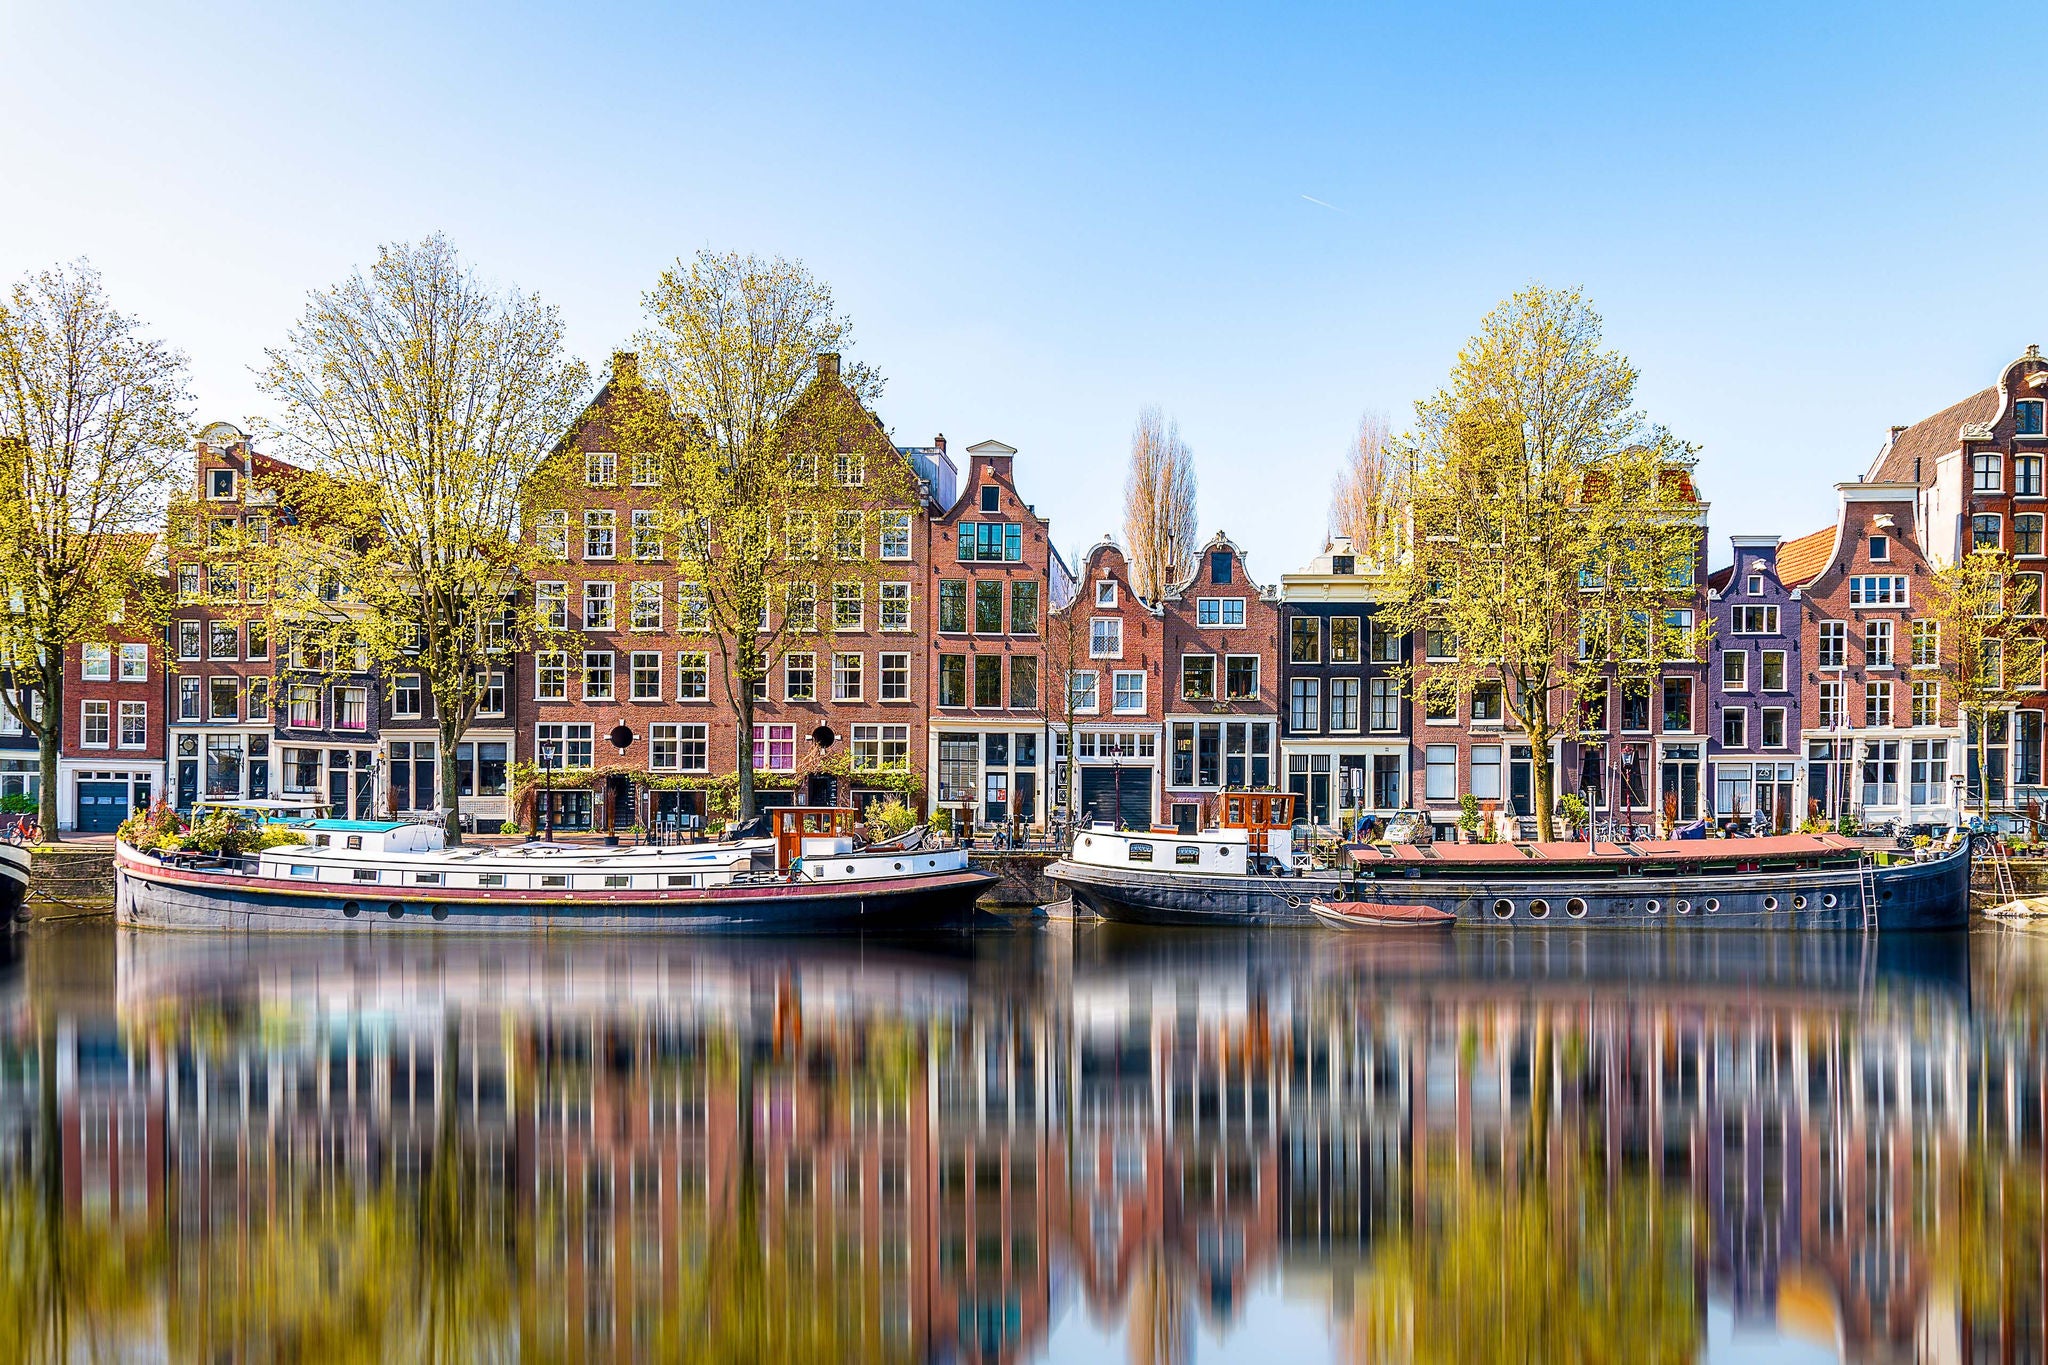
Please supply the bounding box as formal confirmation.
[1110,756,1124,832]
[540,740,557,842]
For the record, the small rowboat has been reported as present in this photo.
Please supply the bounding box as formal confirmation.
[1308,899,1457,929]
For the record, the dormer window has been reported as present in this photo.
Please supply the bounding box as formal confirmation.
[979,485,1000,514]
[1745,573,1763,595]
[1095,579,1116,607]
[1868,534,1889,562]
[208,468,236,500]
[2018,399,2045,437]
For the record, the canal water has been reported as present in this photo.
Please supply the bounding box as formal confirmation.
[0,920,2041,1363]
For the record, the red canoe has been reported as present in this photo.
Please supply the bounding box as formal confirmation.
[1308,899,1457,929]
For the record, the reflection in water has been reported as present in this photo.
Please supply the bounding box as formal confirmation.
[0,923,2037,1362]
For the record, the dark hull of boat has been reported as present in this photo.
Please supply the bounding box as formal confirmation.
[116,850,999,934]
[1047,839,1973,932]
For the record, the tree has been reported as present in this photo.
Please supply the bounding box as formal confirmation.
[1122,408,1198,601]
[1041,550,1096,828]
[0,262,190,841]
[1922,548,2045,823]
[619,250,911,822]
[1328,410,1402,556]
[250,234,590,844]
[1373,286,1704,842]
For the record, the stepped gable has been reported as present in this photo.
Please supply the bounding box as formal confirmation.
[1865,386,1999,485]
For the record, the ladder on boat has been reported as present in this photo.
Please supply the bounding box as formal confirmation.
[1989,838,2020,908]
[1857,853,1880,933]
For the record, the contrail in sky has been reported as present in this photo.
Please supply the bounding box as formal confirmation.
[1300,194,1344,212]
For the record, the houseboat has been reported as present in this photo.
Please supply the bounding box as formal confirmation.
[116,808,999,934]
[1046,790,1973,931]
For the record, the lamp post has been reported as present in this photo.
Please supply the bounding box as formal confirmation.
[540,741,557,842]
[1952,771,1967,834]
[1110,757,1124,832]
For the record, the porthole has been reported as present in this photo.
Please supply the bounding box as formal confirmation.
[342,900,360,918]
[386,902,404,919]
[1793,894,1808,910]
[1645,899,1662,915]
[1528,898,1550,919]
[1566,898,1588,919]
[1081,837,1093,847]
[1492,898,1514,920]
[1763,896,1778,911]
[431,903,448,922]
[893,862,903,871]
[1704,898,1720,913]
[1821,893,1837,909]
[845,864,856,873]
[1676,899,1692,915]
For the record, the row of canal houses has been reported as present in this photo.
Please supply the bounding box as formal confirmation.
[11,346,2048,836]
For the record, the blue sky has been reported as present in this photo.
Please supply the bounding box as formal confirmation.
[4,1,2041,577]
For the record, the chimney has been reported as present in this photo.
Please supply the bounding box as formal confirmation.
[610,351,638,383]
[817,353,841,380]
[1888,424,1908,441]
[933,433,946,454]
[1913,456,1921,483]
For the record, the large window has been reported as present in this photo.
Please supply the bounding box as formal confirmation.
[938,655,967,708]
[753,724,796,772]
[1329,678,1360,732]
[1817,620,1847,667]
[1817,680,1844,728]
[1761,649,1787,691]
[1911,679,1940,727]
[584,509,615,559]
[1181,655,1215,701]
[675,651,708,701]
[1469,745,1502,800]
[1909,739,1948,804]
[1197,597,1245,627]
[939,581,967,633]
[1289,678,1320,732]
[392,673,422,718]
[582,581,615,630]
[1722,650,1747,689]
[879,510,912,560]
[631,582,663,631]
[334,687,369,731]
[1368,621,1400,663]
[2020,400,2046,437]
[81,700,110,748]
[536,651,568,701]
[120,643,147,681]
[833,582,862,631]
[1010,582,1039,635]
[582,651,614,701]
[1864,680,1892,727]
[1424,745,1457,801]
[1090,619,1122,658]
[82,644,110,681]
[632,510,662,560]
[1112,671,1145,714]
[1732,605,1778,634]
[1974,452,2003,493]
[1329,616,1360,663]
[881,653,910,702]
[880,582,911,631]
[785,652,815,702]
[209,677,239,721]
[1973,515,2002,551]
[649,724,708,772]
[630,652,662,701]
[1865,618,1893,668]
[1224,655,1259,700]
[1721,707,1747,749]
[1289,616,1320,664]
[1369,677,1401,731]
[852,724,910,771]
[974,656,1002,707]
[117,700,147,748]
[2019,513,2046,556]
[2020,455,2045,497]
[975,581,1003,633]
[1168,720,1271,789]
[957,522,1023,562]
[537,721,594,769]
[1847,576,1908,607]
[1069,671,1099,713]
[832,652,863,702]
[388,741,437,813]
[1760,707,1786,748]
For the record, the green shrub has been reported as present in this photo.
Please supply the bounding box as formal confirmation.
[499,820,521,836]
[1558,794,1588,831]
[118,801,185,853]
[0,793,36,815]
[868,797,920,837]
[1457,794,1481,834]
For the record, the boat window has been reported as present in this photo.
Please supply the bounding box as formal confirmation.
[1175,846,1201,866]
[477,873,504,887]
[1704,897,1719,913]
[1793,894,1807,910]
[413,872,442,885]
[541,874,568,888]
[603,874,630,888]
[1645,899,1661,915]
[352,869,377,883]
[314,835,331,847]
[1492,899,1513,919]
[1128,843,1154,862]
[1566,898,1587,919]
[1763,896,1778,911]
[1676,899,1692,914]
[1227,797,1245,824]
[289,865,316,878]
[1822,892,1838,909]
[341,901,360,918]
[666,874,695,887]
[1528,898,1550,919]
[346,835,363,850]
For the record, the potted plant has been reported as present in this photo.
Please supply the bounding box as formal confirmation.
[1457,795,1481,843]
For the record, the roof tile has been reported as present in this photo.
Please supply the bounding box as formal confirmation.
[1867,385,1999,484]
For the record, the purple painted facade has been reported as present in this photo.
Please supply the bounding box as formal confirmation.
[1705,536,1803,830]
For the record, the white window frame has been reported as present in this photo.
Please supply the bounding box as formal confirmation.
[1089,618,1122,659]
[630,651,662,701]
[832,652,863,702]
[1069,670,1100,714]
[81,699,110,749]
[1111,670,1146,714]
[581,651,615,701]
[582,581,615,631]
[118,700,147,749]
[119,643,147,681]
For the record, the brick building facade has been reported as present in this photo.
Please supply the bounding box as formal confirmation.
[1051,539,1163,829]
[57,564,165,833]
[1157,533,1280,832]
[1787,482,1960,827]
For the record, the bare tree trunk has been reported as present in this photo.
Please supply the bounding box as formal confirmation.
[736,686,757,824]
[1529,716,1557,843]
[438,715,466,846]
[37,670,59,842]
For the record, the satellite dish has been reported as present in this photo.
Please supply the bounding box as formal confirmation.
[811,725,836,749]
[607,723,635,751]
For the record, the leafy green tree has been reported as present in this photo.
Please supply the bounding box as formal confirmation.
[1373,286,1705,841]
[1921,548,2045,822]
[610,251,914,821]
[0,262,189,841]
[249,234,589,843]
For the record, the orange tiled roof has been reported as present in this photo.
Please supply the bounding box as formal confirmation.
[1776,526,1837,590]
[1866,386,1999,484]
